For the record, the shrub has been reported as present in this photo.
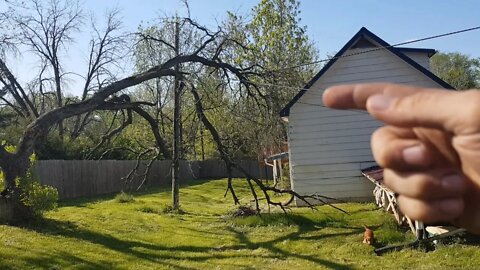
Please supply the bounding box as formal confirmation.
[20,182,59,216]
[138,204,186,215]
[229,205,258,218]
[17,158,59,217]
[161,204,186,214]
[138,206,162,214]
[0,142,59,217]
[114,191,134,203]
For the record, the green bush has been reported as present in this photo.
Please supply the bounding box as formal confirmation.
[138,206,163,214]
[0,142,59,217]
[161,204,186,214]
[17,160,59,217]
[138,204,186,215]
[114,191,134,203]
[20,182,59,216]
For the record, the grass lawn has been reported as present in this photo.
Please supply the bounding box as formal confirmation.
[0,179,479,270]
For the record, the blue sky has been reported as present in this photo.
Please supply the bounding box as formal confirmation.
[10,0,480,96]
[86,0,480,57]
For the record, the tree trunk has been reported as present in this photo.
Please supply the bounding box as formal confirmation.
[0,152,33,223]
[53,65,64,141]
[0,190,33,224]
[200,125,205,161]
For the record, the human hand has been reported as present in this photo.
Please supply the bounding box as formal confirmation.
[322,83,480,234]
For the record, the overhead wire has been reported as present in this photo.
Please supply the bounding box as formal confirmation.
[237,25,480,111]
[271,25,480,72]
[158,26,480,112]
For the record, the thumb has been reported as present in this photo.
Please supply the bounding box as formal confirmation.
[366,90,480,135]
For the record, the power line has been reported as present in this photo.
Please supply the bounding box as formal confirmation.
[393,26,480,47]
[174,26,480,113]
[245,81,311,92]
[229,26,480,110]
[272,25,480,72]
[176,79,371,115]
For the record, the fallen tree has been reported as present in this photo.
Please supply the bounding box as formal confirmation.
[0,0,341,221]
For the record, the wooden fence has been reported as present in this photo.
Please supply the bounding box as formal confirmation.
[34,160,272,199]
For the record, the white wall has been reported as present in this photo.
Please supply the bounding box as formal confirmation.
[401,51,432,70]
[288,47,445,205]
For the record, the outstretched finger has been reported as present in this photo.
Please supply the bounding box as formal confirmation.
[322,83,428,109]
[323,83,480,134]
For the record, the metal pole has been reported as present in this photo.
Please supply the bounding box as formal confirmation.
[172,18,181,209]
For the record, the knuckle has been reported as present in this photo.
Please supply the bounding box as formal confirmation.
[371,128,390,167]
[397,197,426,221]
[381,169,395,190]
[397,197,417,216]
[460,91,480,131]
[394,92,424,113]
[399,205,423,221]
[463,90,480,106]
[397,196,444,223]
[410,176,434,198]
[383,171,436,199]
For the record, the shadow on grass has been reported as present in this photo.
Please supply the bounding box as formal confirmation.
[22,218,203,270]
[24,251,107,270]
[345,205,380,215]
[225,214,362,270]
[0,261,14,270]
[21,215,359,270]
[233,213,384,252]
[229,212,370,231]
[59,178,214,207]
[0,247,108,270]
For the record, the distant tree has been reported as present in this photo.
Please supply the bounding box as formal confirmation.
[0,0,128,157]
[0,0,339,221]
[13,0,83,138]
[431,52,480,90]
[247,0,318,87]
[225,0,318,156]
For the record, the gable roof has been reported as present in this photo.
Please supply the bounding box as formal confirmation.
[279,27,454,117]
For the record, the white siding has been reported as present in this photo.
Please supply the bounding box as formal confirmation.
[289,47,446,204]
[401,51,431,70]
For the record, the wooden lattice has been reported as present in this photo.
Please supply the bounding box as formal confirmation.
[362,167,419,235]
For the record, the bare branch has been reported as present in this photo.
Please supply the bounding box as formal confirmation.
[0,58,38,117]
[131,106,171,159]
[121,148,155,191]
[135,151,161,191]
[137,32,176,51]
[85,109,132,159]
[190,82,345,213]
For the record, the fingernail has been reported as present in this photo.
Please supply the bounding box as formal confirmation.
[402,145,425,165]
[438,198,463,215]
[368,95,395,111]
[441,174,465,193]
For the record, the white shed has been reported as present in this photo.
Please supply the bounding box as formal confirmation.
[280,27,453,205]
